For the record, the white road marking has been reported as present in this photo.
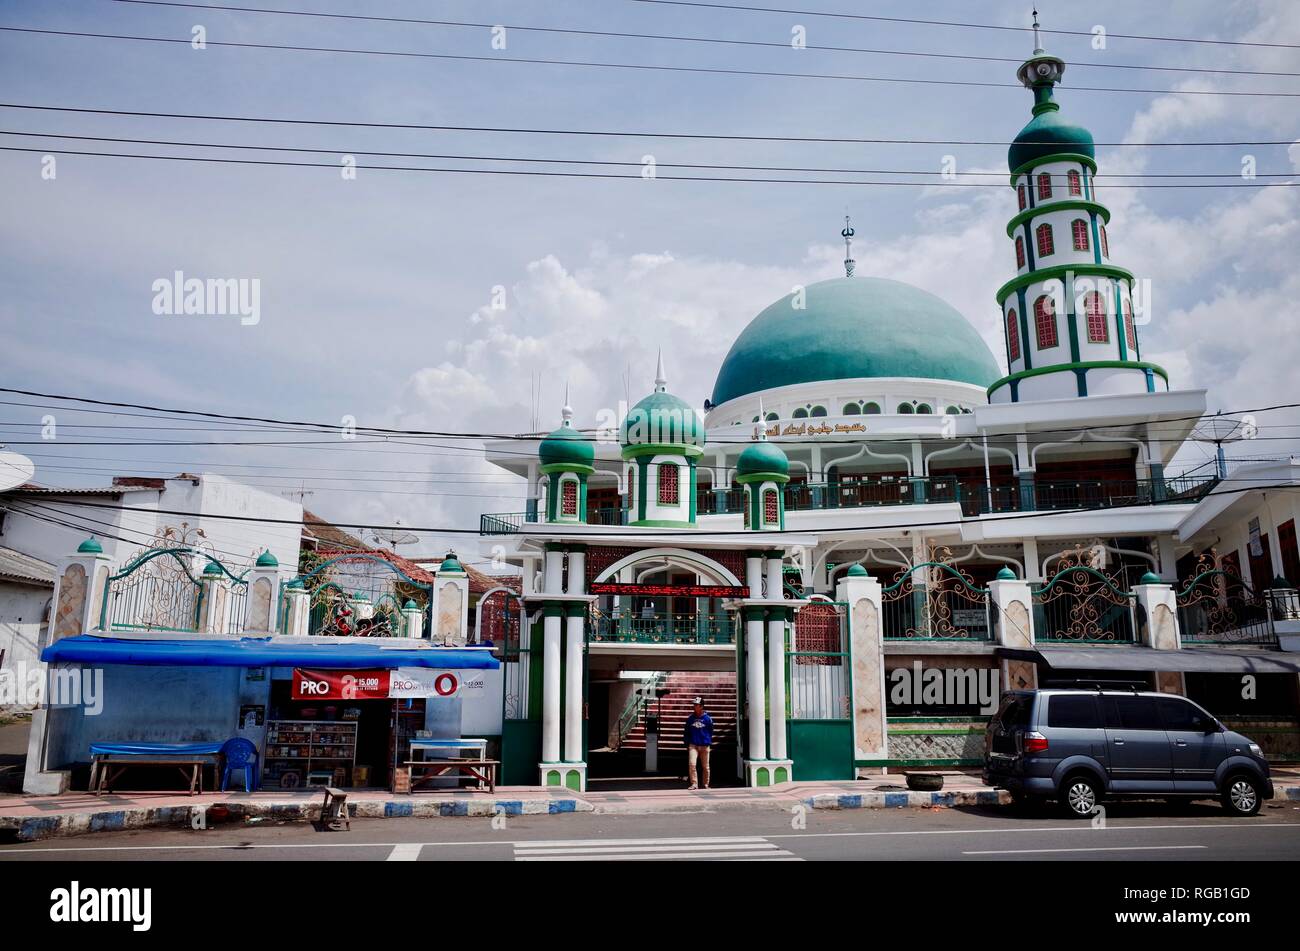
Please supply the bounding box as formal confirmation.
[963,845,1208,855]
[514,836,800,861]
[386,843,422,861]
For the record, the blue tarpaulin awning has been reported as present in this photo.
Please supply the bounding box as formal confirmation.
[42,635,499,670]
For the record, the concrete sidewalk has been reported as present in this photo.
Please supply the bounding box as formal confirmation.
[3,769,1298,842]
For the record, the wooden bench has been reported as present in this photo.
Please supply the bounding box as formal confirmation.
[89,756,213,796]
[400,758,499,794]
[321,786,350,831]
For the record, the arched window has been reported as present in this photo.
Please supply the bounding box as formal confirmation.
[1124,299,1137,350]
[1067,170,1082,196]
[1007,308,1020,360]
[752,416,760,423]
[1084,291,1108,343]
[1017,184,1027,210]
[1034,295,1058,349]
[1015,235,1025,268]
[1071,219,1090,251]
[763,489,779,526]
[560,479,579,517]
[1036,222,1055,257]
[946,405,961,416]
[842,402,861,415]
[916,404,933,415]
[792,407,808,419]
[863,402,881,415]
[1037,171,1053,200]
[765,412,779,422]
[896,403,914,415]
[658,463,679,505]
[810,405,827,417]
[1100,224,1110,258]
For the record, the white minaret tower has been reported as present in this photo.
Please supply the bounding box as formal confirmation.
[841,215,856,277]
[988,11,1167,404]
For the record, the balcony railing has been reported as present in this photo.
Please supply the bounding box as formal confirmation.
[479,474,1217,533]
[589,612,737,645]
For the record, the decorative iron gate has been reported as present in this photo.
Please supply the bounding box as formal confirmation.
[284,553,430,637]
[1032,552,1136,642]
[1176,555,1277,646]
[786,601,854,779]
[881,562,991,640]
[100,546,249,634]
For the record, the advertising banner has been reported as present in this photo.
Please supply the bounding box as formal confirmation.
[291,668,390,700]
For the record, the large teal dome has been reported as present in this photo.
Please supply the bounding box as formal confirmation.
[1008,104,1095,172]
[710,277,1000,407]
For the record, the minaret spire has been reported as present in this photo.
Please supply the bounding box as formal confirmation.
[1032,7,1043,54]
[561,384,573,427]
[654,349,667,393]
[841,215,856,277]
[755,397,768,441]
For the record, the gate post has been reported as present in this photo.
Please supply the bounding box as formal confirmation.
[282,580,311,636]
[1133,572,1179,650]
[245,551,283,634]
[989,567,1037,691]
[835,565,887,777]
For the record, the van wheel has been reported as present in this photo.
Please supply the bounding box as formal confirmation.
[1221,774,1262,817]
[1059,775,1101,819]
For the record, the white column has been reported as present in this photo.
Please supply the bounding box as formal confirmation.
[542,609,562,762]
[1023,536,1042,582]
[544,549,564,594]
[1133,579,1179,650]
[766,553,783,599]
[767,609,787,760]
[745,612,767,760]
[566,550,586,595]
[564,608,584,761]
[745,553,764,598]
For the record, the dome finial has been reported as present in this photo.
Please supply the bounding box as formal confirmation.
[841,215,856,277]
[654,349,668,393]
[755,397,768,441]
[1032,7,1043,55]
[561,383,573,428]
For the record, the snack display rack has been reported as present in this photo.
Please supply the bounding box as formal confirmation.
[263,719,358,789]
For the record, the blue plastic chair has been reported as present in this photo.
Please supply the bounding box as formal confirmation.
[220,737,259,792]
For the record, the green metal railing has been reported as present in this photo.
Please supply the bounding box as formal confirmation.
[589,612,738,645]
[479,474,1216,533]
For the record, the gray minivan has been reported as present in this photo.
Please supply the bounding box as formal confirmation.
[983,688,1273,817]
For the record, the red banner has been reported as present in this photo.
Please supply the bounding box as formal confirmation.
[291,668,390,701]
[588,582,747,597]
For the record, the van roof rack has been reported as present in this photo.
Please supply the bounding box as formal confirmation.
[1056,679,1143,693]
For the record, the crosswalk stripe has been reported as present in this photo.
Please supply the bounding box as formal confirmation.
[518,849,798,861]
[514,836,767,848]
[386,843,423,861]
[518,842,778,856]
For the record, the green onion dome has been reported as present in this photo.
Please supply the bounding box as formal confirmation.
[736,440,790,481]
[438,551,466,574]
[538,407,595,471]
[1008,103,1095,172]
[620,356,706,455]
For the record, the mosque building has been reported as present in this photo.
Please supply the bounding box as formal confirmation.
[476,26,1300,790]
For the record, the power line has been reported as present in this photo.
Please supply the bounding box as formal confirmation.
[625,0,1300,50]
[4,26,1298,97]
[103,0,1300,78]
[7,144,1298,188]
[4,130,1293,178]
[2,102,1289,147]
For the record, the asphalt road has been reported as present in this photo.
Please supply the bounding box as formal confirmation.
[4,799,1299,861]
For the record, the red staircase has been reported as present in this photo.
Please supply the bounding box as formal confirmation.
[620,672,737,752]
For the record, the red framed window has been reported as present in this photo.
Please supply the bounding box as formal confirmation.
[1037,172,1053,200]
[763,489,779,526]
[1084,291,1108,343]
[560,480,578,517]
[1067,170,1082,196]
[1036,222,1055,257]
[627,467,636,510]
[1007,309,1020,361]
[1071,219,1090,251]
[742,487,750,528]
[1123,299,1137,350]
[1017,184,1026,210]
[1100,225,1110,258]
[658,463,679,504]
[1015,235,1025,268]
[1034,295,1058,349]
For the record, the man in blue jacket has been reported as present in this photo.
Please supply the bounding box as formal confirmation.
[683,697,713,790]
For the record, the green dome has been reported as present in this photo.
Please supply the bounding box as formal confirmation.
[255,550,278,568]
[202,560,224,577]
[711,278,999,406]
[1008,104,1095,172]
[620,390,705,452]
[846,563,869,578]
[76,536,104,554]
[736,440,789,480]
[438,551,465,574]
[538,419,595,470]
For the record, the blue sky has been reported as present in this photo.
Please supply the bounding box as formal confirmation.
[1,0,1297,554]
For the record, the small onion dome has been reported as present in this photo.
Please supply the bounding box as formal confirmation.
[996,566,1017,580]
[539,418,595,472]
[77,536,104,554]
[735,440,790,483]
[620,390,706,455]
[255,549,279,568]
[438,551,466,574]
[1139,571,1162,585]
[403,599,418,610]
[846,563,869,578]
[202,560,224,577]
